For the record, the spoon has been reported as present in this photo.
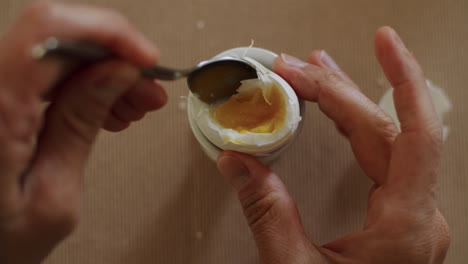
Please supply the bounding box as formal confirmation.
[32,37,258,103]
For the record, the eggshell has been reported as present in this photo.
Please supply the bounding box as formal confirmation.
[190,69,301,155]
[187,47,305,162]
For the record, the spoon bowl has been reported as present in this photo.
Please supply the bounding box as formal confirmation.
[187,58,257,103]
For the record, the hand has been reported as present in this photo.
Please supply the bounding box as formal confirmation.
[217,26,450,264]
[0,1,167,263]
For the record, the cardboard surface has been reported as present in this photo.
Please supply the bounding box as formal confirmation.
[1,0,467,263]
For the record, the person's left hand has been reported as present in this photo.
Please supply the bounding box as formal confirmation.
[216,26,449,264]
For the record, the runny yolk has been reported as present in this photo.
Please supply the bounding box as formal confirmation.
[213,85,286,133]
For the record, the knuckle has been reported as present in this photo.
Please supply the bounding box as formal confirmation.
[62,106,101,145]
[56,62,139,145]
[115,107,145,122]
[95,61,138,82]
[415,121,444,151]
[373,107,399,138]
[427,120,444,143]
[90,62,139,98]
[240,188,290,233]
[434,210,451,258]
[322,71,344,88]
[29,186,79,236]
[317,70,356,100]
[299,70,332,102]
[411,213,451,262]
[378,207,451,262]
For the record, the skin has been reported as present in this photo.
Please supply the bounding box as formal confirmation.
[217,27,450,263]
[0,1,449,264]
[0,1,167,263]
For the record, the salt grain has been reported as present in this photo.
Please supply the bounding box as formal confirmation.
[196,20,205,30]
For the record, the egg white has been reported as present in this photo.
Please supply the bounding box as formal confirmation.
[189,61,301,155]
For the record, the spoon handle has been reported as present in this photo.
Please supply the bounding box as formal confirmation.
[32,37,188,80]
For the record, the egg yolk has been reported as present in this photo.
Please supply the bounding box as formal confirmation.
[213,85,286,133]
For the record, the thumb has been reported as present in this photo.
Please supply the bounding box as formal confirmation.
[217,151,323,263]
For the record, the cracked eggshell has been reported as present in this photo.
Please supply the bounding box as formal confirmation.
[189,69,301,155]
[187,47,305,162]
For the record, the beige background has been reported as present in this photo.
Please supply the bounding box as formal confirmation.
[1,0,467,263]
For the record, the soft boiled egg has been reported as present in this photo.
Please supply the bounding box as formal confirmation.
[188,57,302,156]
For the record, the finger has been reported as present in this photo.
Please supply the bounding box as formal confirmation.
[117,79,167,114]
[306,50,353,82]
[23,61,139,230]
[0,0,159,96]
[375,26,443,200]
[110,98,146,124]
[122,80,168,112]
[273,54,398,185]
[0,93,43,219]
[103,113,131,132]
[307,50,355,135]
[103,79,167,131]
[375,26,440,133]
[217,151,325,264]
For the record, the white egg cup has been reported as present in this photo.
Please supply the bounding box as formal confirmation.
[187,47,306,164]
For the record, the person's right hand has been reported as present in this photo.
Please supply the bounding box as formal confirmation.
[217,26,450,263]
[0,1,167,263]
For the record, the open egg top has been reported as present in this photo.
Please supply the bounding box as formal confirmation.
[189,57,301,155]
[212,79,286,134]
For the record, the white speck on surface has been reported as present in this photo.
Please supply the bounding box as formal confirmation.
[195,231,203,239]
[378,79,452,140]
[178,101,187,111]
[178,96,188,111]
[196,20,205,30]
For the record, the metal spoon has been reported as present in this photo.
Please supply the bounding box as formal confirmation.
[32,37,258,103]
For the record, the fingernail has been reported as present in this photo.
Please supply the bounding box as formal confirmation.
[280,53,308,68]
[218,156,251,191]
[320,50,341,71]
[390,28,406,48]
